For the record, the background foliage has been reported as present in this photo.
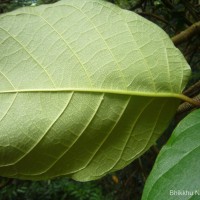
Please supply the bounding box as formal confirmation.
[0,0,199,199]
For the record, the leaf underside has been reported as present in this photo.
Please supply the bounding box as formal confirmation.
[0,0,190,181]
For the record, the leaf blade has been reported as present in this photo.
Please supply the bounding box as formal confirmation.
[0,0,190,180]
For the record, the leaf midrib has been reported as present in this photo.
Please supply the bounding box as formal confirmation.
[0,88,191,103]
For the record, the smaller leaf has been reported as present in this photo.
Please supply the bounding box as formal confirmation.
[142,109,200,200]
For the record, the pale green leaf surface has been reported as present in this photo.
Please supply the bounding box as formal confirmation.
[0,0,190,181]
[142,109,200,200]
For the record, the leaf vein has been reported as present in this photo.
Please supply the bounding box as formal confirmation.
[5,92,74,166]
[32,93,105,175]
[0,93,18,123]
[0,27,56,88]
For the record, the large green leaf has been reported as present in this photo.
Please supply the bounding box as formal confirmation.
[142,109,200,200]
[0,0,191,181]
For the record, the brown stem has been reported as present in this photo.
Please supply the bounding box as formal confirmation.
[177,94,200,114]
[172,21,200,45]
[183,80,200,97]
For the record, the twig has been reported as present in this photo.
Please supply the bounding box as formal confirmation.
[177,94,200,114]
[172,21,200,45]
[176,81,200,114]
[183,80,200,97]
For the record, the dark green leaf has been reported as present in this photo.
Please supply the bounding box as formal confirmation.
[142,109,200,200]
